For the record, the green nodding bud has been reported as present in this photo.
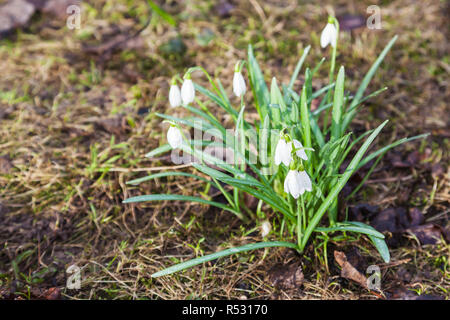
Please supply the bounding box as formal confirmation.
[328,16,335,24]
[183,72,192,80]
[289,160,296,170]
[234,61,240,73]
[170,77,177,85]
[284,133,291,142]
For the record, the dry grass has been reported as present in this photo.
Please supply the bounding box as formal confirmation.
[0,0,448,299]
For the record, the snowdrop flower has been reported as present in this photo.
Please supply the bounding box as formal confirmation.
[274,138,292,166]
[292,139,308,161]
[181,75,195,105]
[320,18,338,48]
[169,81,182,108]
[274,137,308,166]
[283,170,312,199]
[233,70,246,97]
[167,125,183,148]
[261,221,271,237]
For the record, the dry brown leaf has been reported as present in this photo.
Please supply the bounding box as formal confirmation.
[334,250,368,289]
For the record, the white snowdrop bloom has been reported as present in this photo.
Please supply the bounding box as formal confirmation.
[292,139,308,161]
[261,221,271,237]
[169,84,182,108]
[167,125,183,148]
[233,71,246,97]
[320,22,337,48]
[298,170,312,192]
[284,170,304,199]
[284,170,312,199]
[181,78,195,104]
[274,138,292,166]
[275,138,307,166]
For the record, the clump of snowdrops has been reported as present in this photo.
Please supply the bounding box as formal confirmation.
[124,17,428,277]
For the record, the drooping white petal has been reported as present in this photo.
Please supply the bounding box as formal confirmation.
[285,170,301,199]
[284,170,291,194]
[233,71,246,97]
[275,139,292,166]
[167,126,182,148]
[181,79,195,104]
[169,84,182,107]
[282,141,294,166]
[261,221,271,237]
[292,139,308,161]
[298,170,312,192]
[320,23,337,48]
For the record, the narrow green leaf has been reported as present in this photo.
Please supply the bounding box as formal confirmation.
[314,222,385,239]
[300,84,311,157]
[151,241,298,277]
[145,144,171,158]
[123,194,241,216]
[301,120,389,249]
[147,0,176,26]
[288,45,311,90]
[344,35,398,130]
[126,171,216,187]
[347,221,390,262]
[248,44,270,122]
[358,133,430,168]
[331,66,345,139]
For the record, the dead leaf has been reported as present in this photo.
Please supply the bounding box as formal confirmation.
[389,287,444,300]
[0,0,35,36]
[243,192,258,210]
[337,14,365,31]
[370,207,423,233]
[268,262,304,290]
[43,287,61,300]
[41,0,81,19]
[407,224,447,245]
[334,250,368,289]
[94,115,129,136]
[431,163,444,179]
[0,155,13,174]
[214,0,235,18]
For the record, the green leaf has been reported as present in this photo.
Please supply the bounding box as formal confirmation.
[331,66,345,139]
[126,171,217,187]
[288,45,311,90]
[347,221,390,262]
[145,144,171,158]
[344,35,397,130]
[194,83,238,119]
[270,77,287,113]
[147,0,176,26]
[315,222,385,238]
[301,120,389,249]
[151,241,298,277]
[123,194,241,216]
[358,133,430,168]
[300,84,311,158]
[248,44,270,122]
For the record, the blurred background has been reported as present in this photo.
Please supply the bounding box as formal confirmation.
[0,0,448,299]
